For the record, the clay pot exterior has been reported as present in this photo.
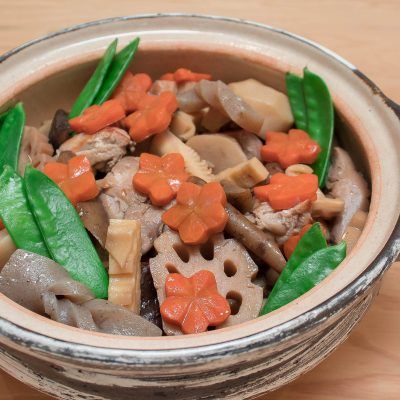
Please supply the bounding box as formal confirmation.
[0,14,399,400]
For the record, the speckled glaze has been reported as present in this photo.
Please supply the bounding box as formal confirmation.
[0,14,399,400]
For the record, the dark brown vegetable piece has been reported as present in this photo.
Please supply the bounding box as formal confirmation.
[225,204,286,273]
[140,262,162,329]
[188,176,286,273]
[48,109,71,150]
[221,179,254,213]
[76,198,109,248]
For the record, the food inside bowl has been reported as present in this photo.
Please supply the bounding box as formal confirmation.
[0,37,370,336]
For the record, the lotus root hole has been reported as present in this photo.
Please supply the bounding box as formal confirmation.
[226,291,242,315]
[223,260,237,277]
[172,244,190,263]
[199,240,214,260]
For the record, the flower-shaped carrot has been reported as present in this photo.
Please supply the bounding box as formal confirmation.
[254,173,318,211]
[261,129,321,169]
[160,270,231,334]
[133,153,189,206]
[69,99,126,135]
[123,91,178,143]
[112,72,152,112]
[160,67,212,83]
[162,181,228,245]
[43,155,99,205]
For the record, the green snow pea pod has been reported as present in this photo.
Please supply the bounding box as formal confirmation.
[93,37,140,105]
[24,165,108,298]
[260,223,326,316]
[0,166,49,257]
[262,241,346,314]
[303,68,334,187]
[285,68,334,187]
[69,39,118,119]
[0,103,26,171]
[285,73,308,131]
[0,110,7,127]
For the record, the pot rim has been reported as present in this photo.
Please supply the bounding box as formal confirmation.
[0,13,399,365]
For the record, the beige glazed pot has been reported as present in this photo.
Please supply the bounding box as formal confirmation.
[0,14,399,400]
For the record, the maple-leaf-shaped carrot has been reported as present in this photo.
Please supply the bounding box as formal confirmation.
[112,71,152,113]
[254,173,318,211]
[123,91,178,143]
[43,155,99,205]
[133,152,189,206]
[160,68,212,83]
[160,270,231,334]
[261,129,321,169]
[162,181,228,245]
[69,99,126,135]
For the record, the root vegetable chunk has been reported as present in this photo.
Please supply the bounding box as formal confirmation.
[187,134,248,173]
[105,219,142,313]
[149,230,263,335]
[215,157,269,188]
[228,79,294,136]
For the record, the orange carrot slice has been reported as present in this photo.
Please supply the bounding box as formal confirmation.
[254,173,318,211]
[69,99,125,135]
[261,130,321,169]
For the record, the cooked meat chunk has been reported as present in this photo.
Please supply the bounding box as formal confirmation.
[99,157,164,254]
[253,200,313,244]
[59,127,131,172]
[327,147,370,243]
[18,126,54,174]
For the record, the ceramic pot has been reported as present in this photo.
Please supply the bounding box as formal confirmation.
[0,14,399,400]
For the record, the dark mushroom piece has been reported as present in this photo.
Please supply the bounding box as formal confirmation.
[188,176,286,273]
[327,147,370,243]
[48,109,71,150]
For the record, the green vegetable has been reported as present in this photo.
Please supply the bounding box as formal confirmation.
[273,224,326,295]
[0,166,49,257]
[24,165,108,298]
[0,103,26,171]
[260,223,326,315]
[69,39,118,119]
[285,73,307,131]
[262,241,346,314]
[93,37,140,105]
[0,110,7,127]
[286,68,334,187]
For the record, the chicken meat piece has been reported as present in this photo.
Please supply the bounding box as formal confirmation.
[18,126,54,174]
[327,147,370,243]
[253,200,313,244]
[99,157,164,254]
[59,127,131,173]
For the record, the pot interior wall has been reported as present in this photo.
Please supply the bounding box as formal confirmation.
[16,46,370,178]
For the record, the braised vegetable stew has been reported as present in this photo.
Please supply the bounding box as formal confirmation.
[0,37,370,336]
